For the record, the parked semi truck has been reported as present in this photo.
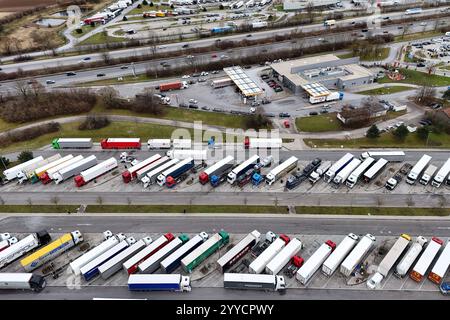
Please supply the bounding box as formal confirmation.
[199,156,234,184]
[431,158,450,187]
[331,158,361,188]
[128,274,191,292]
[212,78,233,88]
[54,155,97,184]
[367,234,411,289]
[142,159,179,188]
[410,237,444,282]
[244,137,282,149]
[99,237,153,280]
[363,158,388,183]
[217,230,260,273]
[249,234,290,274]
[309,161,331,184]
[428,241,450,284]
[161,232,208,273]
[297,240,336,284]
[52,138,93,149]
[265,238,302,275]
[136,156,170,182]
[31,154,74,183]
[323,153,354,183]
[0,273,46,292]
[41,155,84,184]
[157,157,194,187]
[223,273,286,291]
[385,163,412,190]
[227,155,260,184]
[74,157,118,187]
[17,154,61,184]
[340,234,376,277]
[0,231,50,269]
[122,154,161,183]
[172,139,192,149]
[167,149,207,161]
[406,154,432,184]
[159,81,188,92]
[3,156,44,181]
[419,164,437,185]
[360,151,405,162]
[395,236,427,278]
[210,164,234,187]
[138,235,189,274]
[286,158,321,189]
[346,157,375,188]
[322,233,359,276]
[20,231,83,272]
[148,139,172,150]
[265,156,298,186]
[100,138,141,149]
[181,231,229,273]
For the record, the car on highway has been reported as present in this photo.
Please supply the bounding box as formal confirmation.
[420,22,427,26]
[97,73,106,77]
[46,80,56,84]
[220,55,229,59]
[159,45,166,49]
[66,72,77,76]
[417,62,426,67]
[182,44,189,48]
[246,34,252,37]
[279,112,290,118]
[211,54,218,58]
[120,65,129,69]
[309,111,318,116]
[82,57,91,61]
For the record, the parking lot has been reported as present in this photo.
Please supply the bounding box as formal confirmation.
[409,36,450,70]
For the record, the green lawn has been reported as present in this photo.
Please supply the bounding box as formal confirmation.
[305,131,450,149]
[80,74,159,86]
[337,48,390,61]
[128,5,172,15]
[356,86,414,95]
[296,113,343,132]
[295,206,449,216]
[378,68,450,87]
[71,24,98,38]
[78,32,126,46]
[394,31,445,43]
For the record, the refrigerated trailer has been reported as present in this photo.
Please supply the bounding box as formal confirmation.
[360,151,405,162]
[122,154,161,183]
[142,159,179,188]
[410,237,443,282]
[136,156,170,182]
[265,156,298,186]
[227,155,260,184]
[172,139,192,149]
[419,164,437,185]
[367,234,411,289]
[309,161,331,184]
[322,233,359,276]
[340,234,376,277]
[395,236,427,278]
[3,156,44,181]
[167,149,207,161]
[217,230,260,273]
[99,237,153,280]
[249,234,290,274]
[52,138,93,149]
[20,231,83,272]
[406,154,432,184]
[157,157,194,187]
[223,273,286,291]
[41,155,84,184]
[0,273,46,292]
[0,238,18,253]
[346,157,375,188]
[31,154,74,183]
[323,153,354,183]
[266,238,302,275]
[297,240,336,285]
[100,138,141,149]
[212,78,233,88]
[363,158,388,183]
[244,137,282,149]
[128,274,191,292]
[74,157,118,187]
[17,154,61,184]
[148,139,172,150]
[53,155,97,184]
[431,158,450,187]
[199,156,234,184]
[428,241,450,284]
[181,231,229,273]
[161,232,208,274]
[331,158,361,187]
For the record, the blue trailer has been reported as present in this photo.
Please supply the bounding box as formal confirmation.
[211,26,233,33]
[128,274,191,292]
[164,158,195,188]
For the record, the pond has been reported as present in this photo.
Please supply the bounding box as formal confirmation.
[35,18,66,27]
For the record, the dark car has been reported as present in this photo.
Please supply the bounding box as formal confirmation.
[262,98,271,104]
[97,73,106,77]
[182,44,189,48]
[246,34,252,37]
[279,112,290,118]
[188,104,199,109]
[66,72,77,76]
[179,103,188,108]
[309,111,318,116]
[120,65,129,69]
[320,110,329,114]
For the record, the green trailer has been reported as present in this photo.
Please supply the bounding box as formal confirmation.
[181,231,229,273]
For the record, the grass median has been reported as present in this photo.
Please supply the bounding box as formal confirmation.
[356,86,414,95]
[296,206,450,216]
[378,68,450,87]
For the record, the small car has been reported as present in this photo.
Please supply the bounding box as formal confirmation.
[97,73,106,77]
[46,80,56,84]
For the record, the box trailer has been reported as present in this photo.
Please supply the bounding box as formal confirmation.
[181,231,229,273]
[69,232,125,276]
[249,235,290,274]
[363,158,388,183]
[122,154,161,183]
[74,157,118,187]
[217,230,261,273]
[266,238,302,275]
[199,156,234,184]
[157,157,194,187]
[419,164,437,185]
[406,154,432,184]
[431,158,450,187]
[148,139,172,150]
[0,238,19,253]
[172,139,192,149]
[252,21,268,28]
[17,154,61,184]
[265,156,298,186]
[223,273,286,291]
[100,138,141,150]
[20,231,83,272]
[210,164,234,187]
[297,240,336,285]
[128,274,191,292]
[244,137,282,149]
[0,231,50,269]
[53,155,97,184]
[99,237,153,280]
[367,234,411,289]
[166,149,207,161]
[161,232,208,273]
[395,236,427,278]
[410,237,444,282]
[81,237,136,281]
[322,233,359,276]
[41,155,84,184]
[331,158,361,187]
[309,161,332,184]
[138,235,189,274]
[159,81,188,92]
[31,154,74,183]
[123,233,174,274]
[142,158,179,188]
[340,234,376,277]
[0,273,46,292]
[227,155,260,184]
[428,241,450,284]
[137,156,170,182]
[3,156,44,181]
[212,78,234,88]
[360,151,405,162]
[52,138,93,149]
[324,153,354,183]
[346,157,375,188]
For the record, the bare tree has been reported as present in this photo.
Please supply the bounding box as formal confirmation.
[415,86,436,104]
[13,80,31,100]
[101,52,111,64]
[147,31,160,56]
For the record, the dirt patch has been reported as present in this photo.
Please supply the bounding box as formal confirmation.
[0,12,14,18]
[0,0,58,11]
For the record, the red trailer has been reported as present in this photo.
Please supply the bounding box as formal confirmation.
[100,138,141,150]
[122,154,161,183]
[159,81,188,92]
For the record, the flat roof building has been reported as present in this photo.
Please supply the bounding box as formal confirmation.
[223,66,263,101]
